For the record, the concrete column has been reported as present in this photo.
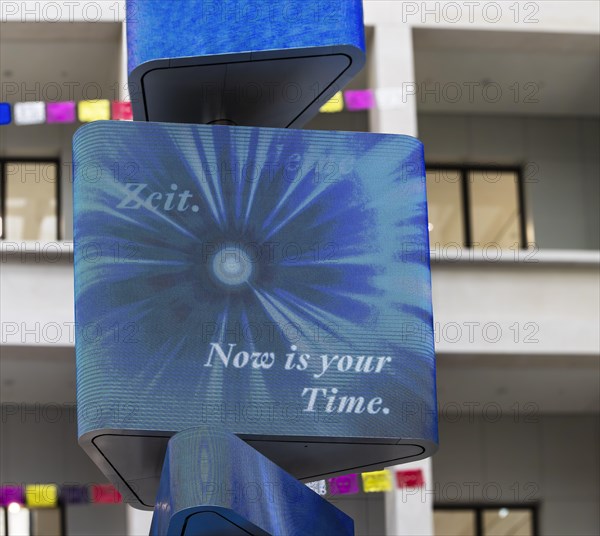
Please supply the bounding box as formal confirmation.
[368,24,418,137]
[385,459,434,536]
[126,506,153,536]
[120,20,130,102]
[367,20,435,536]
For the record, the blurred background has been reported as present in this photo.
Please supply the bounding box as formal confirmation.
[0,1,598,535]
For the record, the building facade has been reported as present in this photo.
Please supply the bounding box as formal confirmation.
[1,2,598,535]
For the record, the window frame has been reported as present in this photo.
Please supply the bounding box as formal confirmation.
[0,158,62,241]
[426,164,530,250]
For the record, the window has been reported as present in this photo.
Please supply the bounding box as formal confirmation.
[435,506,538,536]
[426,166,529,252]
[0,160,60,241]
[426,168,465,247]
[469,170,522,248]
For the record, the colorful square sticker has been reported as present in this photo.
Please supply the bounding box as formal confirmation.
[111,101,133,121]
[0,486,24,506]
[78,100,111,123]
[396,469,425,489]
[344,89,375,111]
[25,484,58,508]
[362,470,392,492]
[375,87,405,110]
[46,102,76,124]
[91,484,122,504]
[0,103,11,125]
[328,474,359,495]
[14,102,46,125]
[61,485,89,504]
[305,480,327,496]
[319,91,344,113]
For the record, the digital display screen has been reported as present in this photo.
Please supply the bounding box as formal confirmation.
[74,121,436,444]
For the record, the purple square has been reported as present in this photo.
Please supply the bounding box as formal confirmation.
[46,101,76,124]
[0,485,24,506]
[344,90,375,111]
[328,474,359,495]
[61,485,89,504]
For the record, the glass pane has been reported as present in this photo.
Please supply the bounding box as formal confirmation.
[426,169,465,249]
[469,170,521,249]
[434,510,476,536]
[7,504,29,536]
[3,162,58,241]
[483,508,533,536]
[31,509,61,536]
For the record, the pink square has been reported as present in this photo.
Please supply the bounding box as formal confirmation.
[112,101,133,121]
[46,101,76,123]
[344,90,375,111]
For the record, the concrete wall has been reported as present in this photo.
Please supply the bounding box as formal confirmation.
[419,113,600,250]
[1,3,598,536]
[431,253,600,359]
[434,414,600,536]
[363,1,600,35]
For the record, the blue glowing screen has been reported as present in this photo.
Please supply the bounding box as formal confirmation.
[73,121,436,444]
[127,0,365,73]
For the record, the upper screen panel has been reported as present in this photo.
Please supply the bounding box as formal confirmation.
[126,0,366,126]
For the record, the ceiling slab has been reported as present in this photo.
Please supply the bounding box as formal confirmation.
[414,28,600,116]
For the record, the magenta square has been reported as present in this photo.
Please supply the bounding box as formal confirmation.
[344,89,375,111]
[46,101,76,123]
[328,474,359,495]
[0,485,24,506]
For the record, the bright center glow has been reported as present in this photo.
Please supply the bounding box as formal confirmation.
[428,222,434,232]
[7,502,21,514]
[498,508,509,519]
[212,246,253,286]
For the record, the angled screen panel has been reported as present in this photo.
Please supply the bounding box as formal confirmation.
[73,121,437,507]
[126,0,366,127]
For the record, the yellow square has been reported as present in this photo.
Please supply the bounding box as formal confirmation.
[319,91,344,113]
[25,484,58,508]
[362,470,392,493]
[78,100,110,122]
